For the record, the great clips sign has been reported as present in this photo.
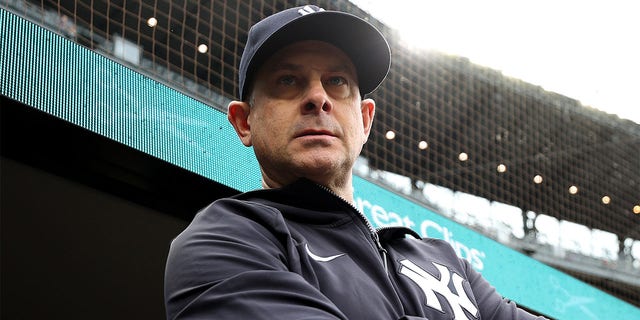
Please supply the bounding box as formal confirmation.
[355,192,487,271]
[353,176,640,320]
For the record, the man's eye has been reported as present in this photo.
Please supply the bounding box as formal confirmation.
[327,76,346,86]
[278,75,296,86]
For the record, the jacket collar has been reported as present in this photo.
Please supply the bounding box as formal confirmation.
[233,178,358,224]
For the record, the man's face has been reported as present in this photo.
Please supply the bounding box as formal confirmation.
[233,40,375,189]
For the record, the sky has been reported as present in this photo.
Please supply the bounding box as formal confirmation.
[350,0,640,124]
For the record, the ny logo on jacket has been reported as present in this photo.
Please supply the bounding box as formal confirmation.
[400,259,479,320]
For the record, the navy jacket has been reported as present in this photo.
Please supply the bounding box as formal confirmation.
[164,179,546,319]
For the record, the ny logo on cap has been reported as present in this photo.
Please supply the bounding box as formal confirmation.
[298,5,325,16]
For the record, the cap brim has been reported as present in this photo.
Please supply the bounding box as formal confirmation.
[243,11,390,99]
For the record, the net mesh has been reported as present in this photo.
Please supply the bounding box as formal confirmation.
[4,0,639,307]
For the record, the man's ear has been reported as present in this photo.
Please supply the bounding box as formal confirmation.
[361,98,376,143]
[227,100,253,147]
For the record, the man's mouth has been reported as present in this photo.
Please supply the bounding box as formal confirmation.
[295,129,336,138]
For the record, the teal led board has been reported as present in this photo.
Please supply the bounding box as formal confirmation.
[2,9,638,319]
[0,8,261,192]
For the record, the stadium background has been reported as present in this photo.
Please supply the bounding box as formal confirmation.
[1,0,638,318]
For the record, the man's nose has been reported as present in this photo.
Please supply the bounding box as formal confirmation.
[302,80,332,114]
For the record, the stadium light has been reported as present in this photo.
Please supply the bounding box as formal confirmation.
[569,185,578,195]
[147,17,158,28]
[533,175,543,184]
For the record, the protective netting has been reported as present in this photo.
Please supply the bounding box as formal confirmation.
[4,0,638,307]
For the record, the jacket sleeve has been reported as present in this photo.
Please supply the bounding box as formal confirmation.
[164,199,347,320]
[463,257,548,320]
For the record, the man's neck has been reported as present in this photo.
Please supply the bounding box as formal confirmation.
[261,174,355,204]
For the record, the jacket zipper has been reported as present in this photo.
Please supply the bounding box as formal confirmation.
[316,183,409,316]
[316,183,389,274]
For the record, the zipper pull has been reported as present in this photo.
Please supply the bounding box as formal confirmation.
[373,232,389,274]
[381,247,389,274]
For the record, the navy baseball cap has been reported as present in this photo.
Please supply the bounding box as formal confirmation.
[238,4,391,100]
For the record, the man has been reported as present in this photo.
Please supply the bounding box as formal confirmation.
[164,5,547,320]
